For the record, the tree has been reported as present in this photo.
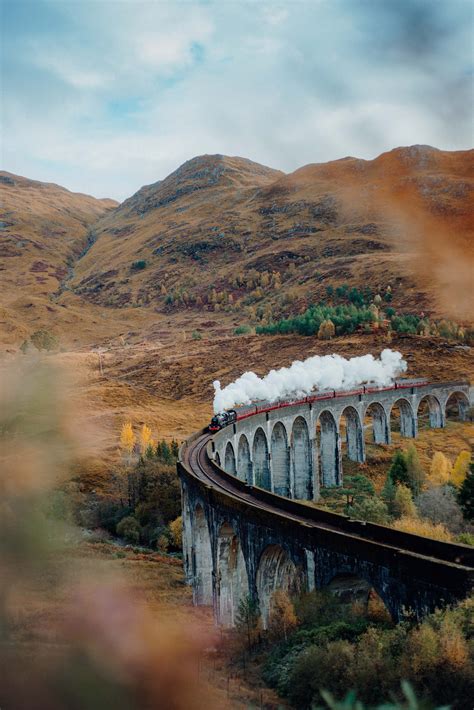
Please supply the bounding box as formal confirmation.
[428,452,451,487]
[393,484,417,519]
[139,423,152,454]
[451,451,471,488]
[405,444,425,495]
[19,339,30,354]
[350,497,389,524]
[381,475,397,515]
[120,421,136,462]
[268,590,297,640]
[387,450,410,487]
[235,594,261,649]
[116,515,140,543]
[169,516,182,548]
[416,486,465,534]
[458,464,474,521]
[318,319,335,340]
[339,475,375,508]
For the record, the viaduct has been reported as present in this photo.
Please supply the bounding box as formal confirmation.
[178,380,473,628]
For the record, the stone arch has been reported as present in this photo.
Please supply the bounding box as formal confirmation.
[215,451,221,467]
[317,410,341,487]
[237,434,252,482]
[417,394,443,429]
[217,522,249,627]
[256,544,301,628]
[325,573,393,621]
[292,416,312,500]
[340,406,365,462]
[364,402,390,444]
[271,422,290,496]
[193,504,213,605]
[390,398,416,438]
[224,441,237,475]
[253,427,271,490]
[445,391,469,422]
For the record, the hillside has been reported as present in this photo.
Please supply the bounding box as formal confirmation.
[0,172,118,344]
[71,146,473,332]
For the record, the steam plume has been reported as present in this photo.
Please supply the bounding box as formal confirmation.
[213,349,407,413]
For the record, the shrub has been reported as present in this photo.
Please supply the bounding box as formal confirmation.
[30,329,58,352]
[416,485,465,534]
[116,515,141,543]
[350,497,389,524]
[130,260,147,271]
[318,319,336,340]
[168,515,182,548]
[191,330,202,340]
[234,325,251,335]
[392,516,452,541]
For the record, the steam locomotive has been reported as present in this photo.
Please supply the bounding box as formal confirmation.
[209,409,237,432]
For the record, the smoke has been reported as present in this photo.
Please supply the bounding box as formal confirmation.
[213,349,407,412]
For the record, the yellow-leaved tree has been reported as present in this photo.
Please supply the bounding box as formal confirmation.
[139,423,153,454]
[268,590,297,640]
[120,421,136,462]
[451,450,471,488]
[169,516,183,548]
[427,451,451,487]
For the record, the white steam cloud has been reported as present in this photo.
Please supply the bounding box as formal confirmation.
[213,349,407,413]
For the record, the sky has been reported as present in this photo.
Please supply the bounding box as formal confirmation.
[1,0,472,201]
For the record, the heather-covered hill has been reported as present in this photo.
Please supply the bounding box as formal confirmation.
[71,146,473,324]
[0,172,118,343]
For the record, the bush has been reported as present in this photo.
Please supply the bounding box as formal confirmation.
[416,485,465,534]
[30,329,59,352]
[191,330,202,340]
[234,325,251,335]
[169,516,182,548]
[392,516,452,541]
[350,497,389,524]
[130,260,147,271]
[116,515,141,543]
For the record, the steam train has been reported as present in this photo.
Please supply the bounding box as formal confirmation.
[208,379,431,432]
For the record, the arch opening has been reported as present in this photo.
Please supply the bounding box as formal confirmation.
[340,406,365,463]
[253,427,271,490]
[417,395,443,430]
[215,451,221,467]
[445,391,469,423]
[292,417,312,500]
[224,441,237,475]
[317,410,341,487]
[237,434,252,483]
[325,573,392,622]
[217,522,249,627]
[256,545,301,628]
[271,422,290,497]
[193,504,213,605]
[364,402,390,445]
[390,398,416,438]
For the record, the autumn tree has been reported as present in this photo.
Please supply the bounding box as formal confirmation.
[120,421,136,462]
[139,423,153,454]
[393,484,417,519]
[451,450,471,488]
[169,516,182,548]
[268,590,297,640]
[318,319,335,340]
[428,452,451,487]
[405,443,425,495]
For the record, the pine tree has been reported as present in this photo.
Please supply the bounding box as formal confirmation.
[120,421,136,462]
[451,450,471,488]
[428,451,451,487]
[388,450,410,487]
[381,475,397,515]
[458,464,474,521]
[139,423,152,454]
[171,439,179,459]
[405,443,425,495]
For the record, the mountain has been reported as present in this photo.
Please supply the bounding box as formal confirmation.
[0,172,117,343]
[71,146,473,323]
[1,146,472,348]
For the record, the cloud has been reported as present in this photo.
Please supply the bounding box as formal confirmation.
[1,0,472,200]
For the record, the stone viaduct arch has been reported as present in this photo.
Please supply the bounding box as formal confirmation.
[390,398,416,438]
[292,416,312,499]
[237,434,252,482]
[445,391,470,421]
[193,504,213,605]
[217,522,249,626]
[256,544,301,628]
[253,427,270,490]
[224,441,236,476]
[271,422,290,497]
[318,410,341,487]
[364,401,390,444]
[340,406,365,462]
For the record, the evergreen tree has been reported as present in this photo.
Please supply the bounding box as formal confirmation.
[388,450,410,487]
[236,594,260,649]
[381,475,397,515]
[171,439,179,459]
[458,464,474,521]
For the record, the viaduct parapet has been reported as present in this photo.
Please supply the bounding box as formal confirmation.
[178,381,473,627]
